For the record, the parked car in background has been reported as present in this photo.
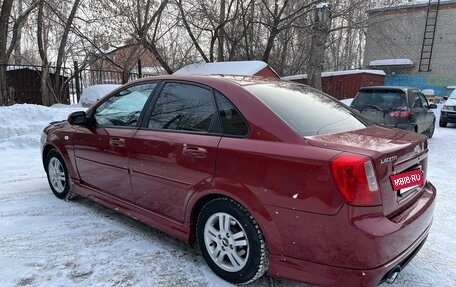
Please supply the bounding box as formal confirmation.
[350,86,437,138]
[79,84,121,107]
[443,85,456,100]
[440,89,456,127]
[41,76,436,287]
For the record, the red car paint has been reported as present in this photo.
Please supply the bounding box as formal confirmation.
[41,75,435,287]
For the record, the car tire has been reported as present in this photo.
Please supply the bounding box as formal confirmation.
[196,198,268,284]
[46,150,74,200]
[427,121,435,138]
[439,121,447,128]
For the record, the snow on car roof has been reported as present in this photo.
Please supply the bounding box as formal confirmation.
[282,69,385,81]
[369,59,414,67]
[174,61,268,76]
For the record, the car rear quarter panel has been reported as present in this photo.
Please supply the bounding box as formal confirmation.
[203,137,346,254]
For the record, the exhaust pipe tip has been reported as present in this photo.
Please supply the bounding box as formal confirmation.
[385,267,401,284]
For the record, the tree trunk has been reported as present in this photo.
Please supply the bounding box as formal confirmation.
[0,0,14,105]
[307,31,327,90]
[307,5,332,91]
[217,0,226,61]
[14,0,24,65]
[54,0,82,103]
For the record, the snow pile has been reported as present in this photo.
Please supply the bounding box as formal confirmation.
[0,104,84,150]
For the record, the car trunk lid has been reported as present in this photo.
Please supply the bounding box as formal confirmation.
[306,125,428,216]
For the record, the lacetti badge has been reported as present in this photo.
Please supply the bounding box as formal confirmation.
[381,156,397,164]
[390,169,424,191]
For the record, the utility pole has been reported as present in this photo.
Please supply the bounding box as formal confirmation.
[307,3,332,91]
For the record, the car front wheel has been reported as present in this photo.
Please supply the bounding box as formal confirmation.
[46,150,73,200]
[439,121,447,127]
[196,198,268,284]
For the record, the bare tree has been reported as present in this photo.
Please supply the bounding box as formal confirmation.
[36,0,82,105]
[0,0,39,105]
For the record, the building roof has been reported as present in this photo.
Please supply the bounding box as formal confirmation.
[368,59,414,67]
[282,69,386,81]
[368,0,456,13]
[174,61,269,76]
[6,65,69,76]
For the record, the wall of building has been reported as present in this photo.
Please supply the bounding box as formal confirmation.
[256,67,280,79]
[385,73,456,96]
[364,2,456,96]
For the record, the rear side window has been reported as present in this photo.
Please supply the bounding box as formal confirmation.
[215,92,248,136]
[245,83,367,136]
[352,89,407,109]
[148,83,216,133]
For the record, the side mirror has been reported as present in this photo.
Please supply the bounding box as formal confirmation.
[68,111,88,125]
[429,103,437,109]
[443,96,448,100]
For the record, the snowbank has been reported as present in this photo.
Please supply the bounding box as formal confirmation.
[0,104,84,150]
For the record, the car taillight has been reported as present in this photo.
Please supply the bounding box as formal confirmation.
[330,153,381,206]
[389,109,411,118]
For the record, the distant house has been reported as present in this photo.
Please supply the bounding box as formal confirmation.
[282,70,385,100]
[88,43,165,85]
[6,66,70,105]
[174,61,280,79]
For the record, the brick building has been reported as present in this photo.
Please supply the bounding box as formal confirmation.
[364,0,456,96]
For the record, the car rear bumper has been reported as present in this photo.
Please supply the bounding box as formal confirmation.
[266,180,436,286]
[268,226,429,287]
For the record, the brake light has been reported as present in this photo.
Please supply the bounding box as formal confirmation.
[330,153,381,206]
[389,109,411,118]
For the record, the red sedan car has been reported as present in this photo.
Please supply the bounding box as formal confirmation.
[41,75,436,286]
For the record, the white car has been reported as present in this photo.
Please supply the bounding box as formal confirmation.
[440,89,456,127]
[79,84,121,107]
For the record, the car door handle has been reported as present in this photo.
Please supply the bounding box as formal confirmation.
[182,147,207,159]
[109,137,125,147]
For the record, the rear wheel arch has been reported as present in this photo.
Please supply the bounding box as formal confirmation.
[196,197,269,284]
[186,180,283,255]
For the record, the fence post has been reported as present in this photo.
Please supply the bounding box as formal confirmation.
[138,59,142,78]
[74,61,81,103]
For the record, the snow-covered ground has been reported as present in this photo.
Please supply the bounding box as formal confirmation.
[0,104,455,287]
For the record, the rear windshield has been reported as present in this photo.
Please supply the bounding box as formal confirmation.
[245,82,368,136]
[352,89,407,109]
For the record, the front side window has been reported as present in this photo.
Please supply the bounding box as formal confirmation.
[148,83,216,133]
[95,83,157,127]
[418,93,429,109]
[412,92,424,108]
